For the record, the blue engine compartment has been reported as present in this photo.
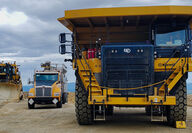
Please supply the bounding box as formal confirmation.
[101,44,154,95]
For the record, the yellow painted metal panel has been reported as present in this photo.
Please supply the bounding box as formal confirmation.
[154,57,192,72]
[168,71,183,92]
[88,58,101,73]
[63,6,192,19]
[58,6,192,31]
[88,96,176,105]
[28,88,35,98]
[154,58,182,71]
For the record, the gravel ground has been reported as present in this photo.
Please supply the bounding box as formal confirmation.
[0,94,192,133]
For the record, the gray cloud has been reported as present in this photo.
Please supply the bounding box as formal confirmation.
[0,0,192,85]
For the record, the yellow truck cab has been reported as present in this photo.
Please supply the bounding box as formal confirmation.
[28,62,68,109]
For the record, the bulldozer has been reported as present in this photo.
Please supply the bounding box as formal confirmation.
[58,6,192,128]
[0,61,23,103]
[28,62,68,109]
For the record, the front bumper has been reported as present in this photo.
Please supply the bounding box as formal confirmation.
[28,97,59,105]
[88,95,176,106]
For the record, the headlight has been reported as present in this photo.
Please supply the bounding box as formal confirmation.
[54,92,60,96]
[28,93,34,96]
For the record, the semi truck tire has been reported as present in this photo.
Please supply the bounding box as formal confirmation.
[167,77,187,126]
[75,78,93,125]
[56,97,62,108]
[28,102,35,109]
[62,93,68,104]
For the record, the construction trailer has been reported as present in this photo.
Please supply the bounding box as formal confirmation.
[58,6,192,127]
[28,62,68,109]
[0,62,23,102]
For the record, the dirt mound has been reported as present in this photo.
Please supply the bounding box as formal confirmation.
[68,92,75,104]
[188,94,192,106]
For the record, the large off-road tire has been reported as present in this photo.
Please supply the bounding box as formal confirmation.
[56,98,62,108]
[75,79,93,125]
[167,77,187,126]
[28,103,35,109]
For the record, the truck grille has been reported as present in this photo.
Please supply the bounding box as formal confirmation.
[35,86,52,97]
[101,45,154,95]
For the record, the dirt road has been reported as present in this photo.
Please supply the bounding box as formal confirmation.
[0,100,192,133]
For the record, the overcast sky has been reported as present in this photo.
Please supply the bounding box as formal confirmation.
[0,0,192,85]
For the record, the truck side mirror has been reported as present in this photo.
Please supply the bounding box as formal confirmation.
[28,78,34,84]
[59,33,66,43]
[59,44,66,54]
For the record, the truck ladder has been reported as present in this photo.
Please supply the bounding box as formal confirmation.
[159,64,187,95]
[150,103,164,122]
[93,100,106,121]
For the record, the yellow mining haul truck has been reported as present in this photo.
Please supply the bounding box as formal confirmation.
[28,62,68,109]
[0,62,23,102]
[58,6,192,127]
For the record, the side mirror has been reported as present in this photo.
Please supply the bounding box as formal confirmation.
[64,59,72,62]
[59,44,66,54]
[59,33,66,43]
[28,78,34,84]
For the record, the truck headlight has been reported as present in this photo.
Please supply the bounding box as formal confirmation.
[28,93,34,96]
[54,92,60,96]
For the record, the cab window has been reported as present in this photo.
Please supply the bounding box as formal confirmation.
[156,24,186,46]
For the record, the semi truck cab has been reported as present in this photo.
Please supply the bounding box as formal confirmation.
[28,62,67,109]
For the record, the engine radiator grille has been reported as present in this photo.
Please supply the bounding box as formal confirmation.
[101,45,154,95]
[35,86,52,97]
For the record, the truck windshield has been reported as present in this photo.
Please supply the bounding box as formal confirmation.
[156,25,186,46]
[35,74,58,86]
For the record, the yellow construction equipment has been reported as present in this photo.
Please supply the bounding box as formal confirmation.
[0,62,23,103]
[58,6,192,127]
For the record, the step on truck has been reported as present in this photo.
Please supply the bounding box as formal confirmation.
[28,62,68,109]
[58,6,192,127]
[0,61,23,102]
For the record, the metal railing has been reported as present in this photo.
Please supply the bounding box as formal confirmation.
[73,42,94,100]
[164,45,188,79]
